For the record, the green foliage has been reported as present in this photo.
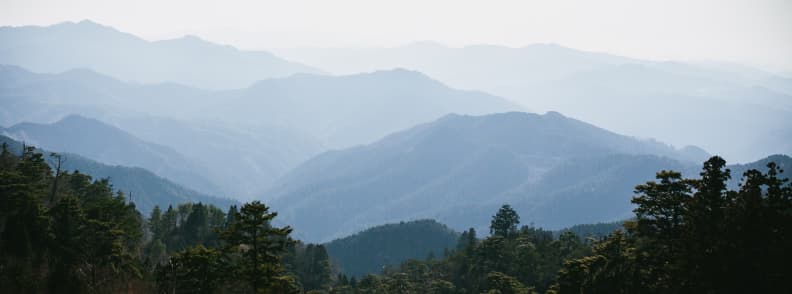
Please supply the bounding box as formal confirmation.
[1,146,328,293]
[333,156,792,294]
[290,243,332,291]
[491,204,520,238]
[219,201,298,293]
[553,156,792,293]
[157,245,225,294]
[145,202,226,260]
[325,219,459,278]
[554,230,636,294]
[334,208,587,293]
[4,143,789,294]
[1,146,143,293]
[554,221,625,240]
[485,271,536,294]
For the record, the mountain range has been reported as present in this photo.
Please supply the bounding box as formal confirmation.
[275,43,792,162]
[1,115,222,196]
[0,135,235,214]
[0,20,321,89]
[266,112,713,242]
[0,64,520,197]
[1,21,789,244]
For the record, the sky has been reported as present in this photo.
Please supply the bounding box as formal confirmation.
[2,0,791,71]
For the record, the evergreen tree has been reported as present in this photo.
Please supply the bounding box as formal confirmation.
[490,204,520,238]
[157,245,224,294]
[299,244,332,291]
[220,201,298,293]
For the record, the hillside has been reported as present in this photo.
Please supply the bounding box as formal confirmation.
[207,69,523,148]
[1,115,220,196]
[0,65,520,196]
[324,220,459,278]
[267,112,710,242]
[275,43,792,162]
[0,135,235,214]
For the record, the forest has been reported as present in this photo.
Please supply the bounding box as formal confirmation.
[1,143,791,293]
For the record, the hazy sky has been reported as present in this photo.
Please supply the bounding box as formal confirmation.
[2,0,791,71]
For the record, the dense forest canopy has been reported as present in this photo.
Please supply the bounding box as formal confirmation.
[324,219,459,278]
[1,142,790,293]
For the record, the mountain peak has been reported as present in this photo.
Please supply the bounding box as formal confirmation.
[359,68,438,84]
[58,113,93,123]
[76,19,102,26]
[53,19,123,34]
[53,114,110,130]
[543,110,567,119]
[165,34,212,45]
[0,20,321,89]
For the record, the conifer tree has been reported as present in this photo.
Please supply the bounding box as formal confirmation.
[220,201,298,293]
[490,204,520,238]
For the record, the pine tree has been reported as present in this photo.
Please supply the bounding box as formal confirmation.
[220,201,298,293]
[157,245,224,294]
[490,204,520,238]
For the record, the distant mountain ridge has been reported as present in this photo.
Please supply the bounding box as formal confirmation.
[0,65,521,197]
[0,20,322,89]
[0,135,235,215]
[274,43,792,162]
[1,115,221,196]
[207,68,523,148]
[266,112,712,242]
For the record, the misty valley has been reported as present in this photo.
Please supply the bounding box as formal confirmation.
[1,19,791,294]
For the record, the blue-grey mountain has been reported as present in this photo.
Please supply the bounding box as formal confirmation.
[0,65,520,197]
[0,135,235,215]
[1,115,221,196]
[275,43,792,162]
[266,111,711,242]
[0,20,321,89]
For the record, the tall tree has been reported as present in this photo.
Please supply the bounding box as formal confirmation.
[490,204,520,238]
[630,170,692,292]
[157,245,224,294]
[220,201,298,293]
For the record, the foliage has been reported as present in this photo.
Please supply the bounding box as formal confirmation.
[4,143,790,294]
[1,144,142,293]
[552,156,792,293]
[491,204,520,238]
[0,146,328,293]
[325,219,459,278]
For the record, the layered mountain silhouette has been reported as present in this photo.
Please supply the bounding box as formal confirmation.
[0,65,520,197]
[204,69,522,148]
[0,135,235,214]
[0,20,321,89]
[2,21,788,244]
[275,43,792,162]
[266,112,712,242]
[1,115,221,196]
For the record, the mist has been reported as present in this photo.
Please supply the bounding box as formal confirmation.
[1,1,790,292]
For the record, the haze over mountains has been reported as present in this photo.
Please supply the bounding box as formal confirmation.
[207,69,521,149]
[276,43,792,162]
[0,135,235,214]
[0,20,789,245]
[0,62,520,198]
[268,108,789,242]
[0,20,322,89]
[1,115,222,196]
[267,112,713,242]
